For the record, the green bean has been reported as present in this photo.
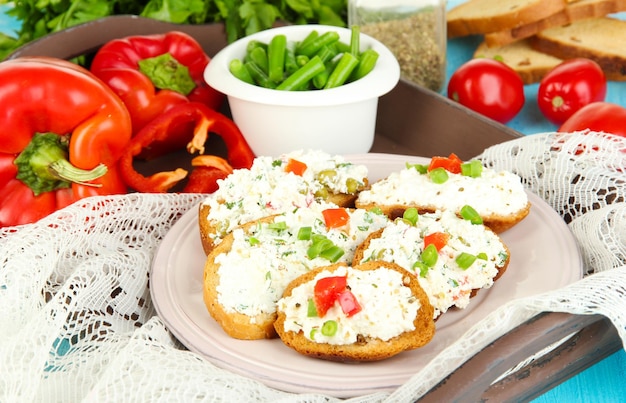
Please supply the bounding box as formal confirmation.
[324,52,359,89]
[315,45,338,63]
[229,58,255,85]
[244,61,276,89]
[296,54,310,67]
[312,58,337,89]
[296,31,339,57]
[296,30,319,54]
[349,48,379,82]
[268,34,287,83]
[246,40,268,54]
[333,40,351,54]
[297,31,340,58]
[349,25,360,56]
[284,41,298,75]
[249,46,269,74]
[276,56,325,91]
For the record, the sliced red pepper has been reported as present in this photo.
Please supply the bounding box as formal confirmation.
[314,276,347,317]
[337,289,362,317]
[0,57,132,227]
[428,153,463,174]
[182,155,233,193]
[118,102,254,193]
[322,208,350,230]
[284,158,308,176]
[90,31,224,157]
[424,231,449,252]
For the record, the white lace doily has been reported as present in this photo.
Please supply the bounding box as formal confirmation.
[1,131,624,402]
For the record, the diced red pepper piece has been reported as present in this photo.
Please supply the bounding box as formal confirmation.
[314,276,347,317]
[428,153,462,174]
[337,289,362,317]
[424,231,449,252]
[322,208,350,229]
[284,158,308,176]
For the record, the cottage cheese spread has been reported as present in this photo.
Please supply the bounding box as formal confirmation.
[202,150,368,243]
[357,165,528,217]
[215,206,389,318]
[357,210,508,318]
[277,265,420,345]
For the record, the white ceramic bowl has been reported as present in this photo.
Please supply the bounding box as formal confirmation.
[204,24,400,157]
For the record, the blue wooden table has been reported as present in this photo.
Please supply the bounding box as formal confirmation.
[2,3,625,401]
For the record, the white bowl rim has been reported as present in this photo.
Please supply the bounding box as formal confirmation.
[204,24,401,107]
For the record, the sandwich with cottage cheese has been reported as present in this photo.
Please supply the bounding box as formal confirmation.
[353,209,510,319]
[198,149,369,255]
[274,261,436,362]
[202,204,390,340]
[355,154,530,233]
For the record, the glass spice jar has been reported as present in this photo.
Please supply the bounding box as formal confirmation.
[348,0,446,92]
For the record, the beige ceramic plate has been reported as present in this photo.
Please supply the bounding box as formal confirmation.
[150,153,583,398]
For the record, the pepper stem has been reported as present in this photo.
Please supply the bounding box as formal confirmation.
[14,133,107,196]
[49,159,108,186]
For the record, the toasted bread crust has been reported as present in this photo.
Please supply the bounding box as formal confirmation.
[447,0,568,38]
[202,216,279,340]
[274,261,435,362]
[530,17,626,81]
[483,0,626,47]
[353,201,531,234]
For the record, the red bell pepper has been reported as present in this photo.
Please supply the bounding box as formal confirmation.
[118,102,255,193]
[90,31,224,156]
[0,57,132,227]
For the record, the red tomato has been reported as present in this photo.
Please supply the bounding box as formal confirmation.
[538,59,606,125]
[447,59,525,124]
[337,290,362,317]
[428,153,462,174]
[314,276,347,317]
[284,158,307,176]
[424,232,449,252]
[322,208,350,229]
[558,102,626,138]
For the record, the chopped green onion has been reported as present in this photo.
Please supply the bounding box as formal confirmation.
[321,320,338,336]
[268,221,287,231]
[369,206,384,215]
[307,298,318,317]
[309,328,318,340]
[297,226,312,240]
[461,160,483,178]
[248,236,260,246]
[456,252,477,269]
[460,205,483,225]
[406,162,428,174]
[412,261,429,278]
[402,207,419,226]
[319,245,345,263]
[429,167,449,184]
[477,252,488,260]
[421,244,439,267]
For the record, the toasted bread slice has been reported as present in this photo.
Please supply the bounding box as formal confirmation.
[447,0,568,38]
[202,207,390,340]
[274,261,435,362]
[198,150,369,255]
[530,17,626,81]
[355,160,531,234]
[353,210,510,319]
[483,0,626,47]
[474,39,563,84]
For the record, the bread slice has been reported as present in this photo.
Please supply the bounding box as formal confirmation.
[274,261,435,362]
[474,39,563,84]
[198,150,370,255]
[352,210,511,319]
[447,0,569,38]
[354,159,531,234]
[483,0,626,46]
[202,206,390,340]
[530,17,626,81]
